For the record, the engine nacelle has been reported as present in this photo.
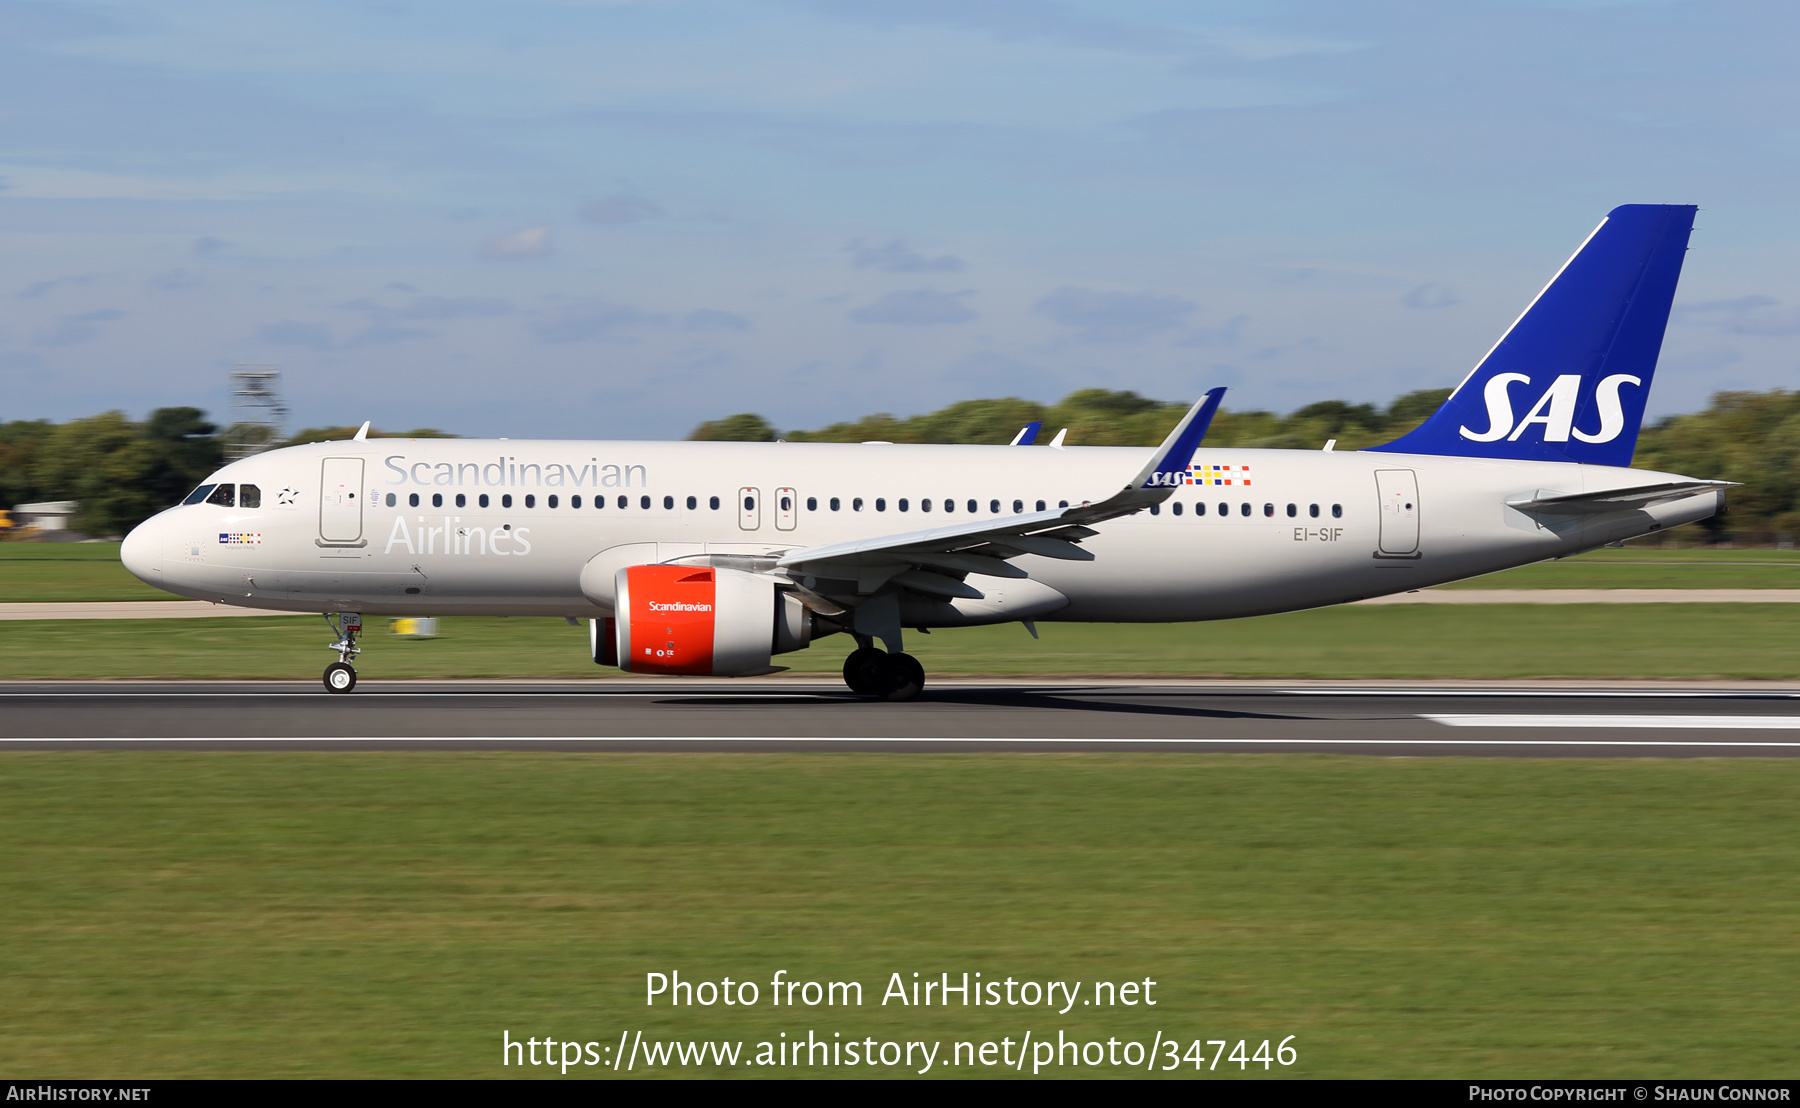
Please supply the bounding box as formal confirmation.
[611,564,826,676]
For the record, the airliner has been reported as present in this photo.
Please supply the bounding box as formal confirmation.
[121,204,1731,698]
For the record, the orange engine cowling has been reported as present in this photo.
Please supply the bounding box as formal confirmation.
[612,565,820,676]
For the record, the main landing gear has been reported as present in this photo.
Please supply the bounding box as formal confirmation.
[842,645,925,702]
[323,612,362,694]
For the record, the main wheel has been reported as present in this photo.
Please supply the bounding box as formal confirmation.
[843,648,884,694]
[323,661,357,694]
[876,652,925,702]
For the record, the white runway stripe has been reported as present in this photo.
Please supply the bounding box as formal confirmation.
[1425,714,1800,729]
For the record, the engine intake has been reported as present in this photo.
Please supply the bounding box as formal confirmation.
[610,564,829,676]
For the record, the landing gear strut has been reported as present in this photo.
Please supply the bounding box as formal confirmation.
[843,645,925,702]
[323,612,362,694]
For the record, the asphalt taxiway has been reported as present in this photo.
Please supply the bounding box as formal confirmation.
[6,680,1800,756]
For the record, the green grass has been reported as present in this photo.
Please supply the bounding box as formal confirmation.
[3,543,1800,605]
[1439,545,1800,589]
[2,603,1798,679]
[2,753,1797,1077]
[0,542,174,602]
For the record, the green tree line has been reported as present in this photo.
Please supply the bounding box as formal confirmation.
[692,387,1800,542]
[0,414,451,537]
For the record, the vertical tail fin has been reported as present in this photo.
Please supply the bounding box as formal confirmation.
[1377,204,1697,466]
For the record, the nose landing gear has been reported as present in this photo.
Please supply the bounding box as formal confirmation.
[323,612,362,694]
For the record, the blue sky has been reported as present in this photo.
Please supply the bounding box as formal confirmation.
[2,0,1796,439]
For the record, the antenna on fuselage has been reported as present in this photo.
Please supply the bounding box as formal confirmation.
[353,421,371,441]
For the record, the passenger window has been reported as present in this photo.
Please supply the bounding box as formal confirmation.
[408,493,419,508]
[572,495,582,508]
[548,495,559,508]
[1195,502,1206,516]
[742,495,753,511]
[502,494,513,508]
[1035,500,1046,512]
[1150,503,1160,516]
[1172,502,1182,516]
[942,499,952,513]
[806,497,817,511]
[664,495,674,510]
[1240,503,1250,517]
[967,500,976,513]
[385,493,396,508]
[479,493,490,508]
[643,496,652,509]
[1332,504,1343,518]
[919,499,930,513]
[183,484,217,505]
[239,484,261,508]
[1059,500,1069,508]
[524,494,535,508]
[207,484,236,507]
[1013,499,1023,513]
[618,495,627,509]
[876,498,886,512]
[1309,504,1319,518]
[687,495,697,510]
[709,496,719,510]
[1263,503,1273,517]
[1286,503,1296,517]
[899,498,910,512]
[854,498,864,511]
[1218,502,1228,516]
[989,500,999,513]
[433,493,444,508]
[456,493,466,508]
[830,497,841,511]
[780,494,791,511]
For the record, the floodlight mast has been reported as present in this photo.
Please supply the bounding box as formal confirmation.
[224,364,288,460]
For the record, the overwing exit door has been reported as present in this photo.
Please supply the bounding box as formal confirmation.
[738,487,760,530]
[320,458,365,544]
[1375,468,1420,557]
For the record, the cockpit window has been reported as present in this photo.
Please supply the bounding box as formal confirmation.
[205,484,236,508]
[182,484,217,506]
[239,484,261,509]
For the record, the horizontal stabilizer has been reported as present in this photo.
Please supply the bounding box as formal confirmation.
[1506,480,1737,514]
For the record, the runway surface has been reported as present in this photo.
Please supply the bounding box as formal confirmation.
[6,680,1800,756]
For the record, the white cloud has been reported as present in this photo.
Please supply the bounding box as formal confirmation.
[480,226,552,260]
[1033,287,1193,342]
[849,288,975,325]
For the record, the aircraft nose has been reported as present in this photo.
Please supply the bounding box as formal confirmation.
[120,515,164,585]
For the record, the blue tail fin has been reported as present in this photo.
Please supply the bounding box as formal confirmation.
[1377,204,1696,466]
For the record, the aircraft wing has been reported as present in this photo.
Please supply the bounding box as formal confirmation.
[775,388,1225,598]
[1505,479,1739,514]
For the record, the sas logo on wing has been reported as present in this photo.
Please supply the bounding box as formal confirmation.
[218,533,262,545]
[1146,463,1251,488]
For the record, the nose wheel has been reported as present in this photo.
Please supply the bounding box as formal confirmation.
[322,612,362,694]
[843,647,925,702]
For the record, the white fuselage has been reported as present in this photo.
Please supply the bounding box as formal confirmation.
[120,438,1720,624]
